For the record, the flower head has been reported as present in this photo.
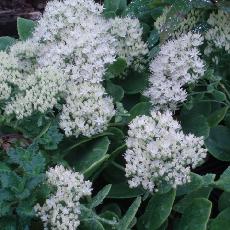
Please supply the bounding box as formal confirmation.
[205,10,230,54]
[124,111,207,192]
[59,82,115,137]
[4,67,66,119]
[144,32,205,110]
[109,16,148,71]
[33,0,116,83]
[34,165,92,230]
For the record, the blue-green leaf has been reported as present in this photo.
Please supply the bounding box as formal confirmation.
[129,102,152,121]
[139,189,175,230]
[215,167,230,192]
[118,197,141,230]
[209,207,230,230]
[0,37,16,51]
[108,182,145,199]
[91,185,112,208]
[75,137,110,178]
[176,198,212,230]
[205,126,230,161]
[17,17,36,40]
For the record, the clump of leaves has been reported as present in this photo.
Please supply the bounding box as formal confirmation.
[0,0,230,229]
[0,145,47,229]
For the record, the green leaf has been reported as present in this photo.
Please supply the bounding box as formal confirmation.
[106,81,124,102]
[181,101,211,117]
[149,45,160,60]
[91,185,112,208]
[80,219,105,230]
[205,126,230,161]
[107,58,127,77]
[175,174,214,214]
[17,17,36,40]
[118,197,141,230]
[37,123,63,150]
[104,0,127,17]
[108,182,145,199]
[208,107,228,127]
[16,202,34,218]
[218,192,230,211]
[0,217,16,230]
[101,203,122,218]
[140,189,175,230]
[75,137,110,177]
[209,207,230,230]
[120,70,149,94]
[181,114,210,138]
[148,29,159,48]
[0,201,12,217]
[174,183,213,214]
[99,211,119,230]
[0,36,16,51]
[7,147,45,175]
[215,167,230,192]
[129,102,152,121]
[212,90,227,102]
[176,198,212,230]
[176,173,203,196]
[0,162,11,173]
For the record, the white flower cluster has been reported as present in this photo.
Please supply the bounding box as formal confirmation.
[124,111,207,192]
[60,83,115,138]
[34,165,92,230]
[0,0,123,137]
[155,8,201,38]
[10,39,38,73]
[5,67,66,119]
[144,32,205,110]
[0,52,19,101]
[205,10,230,55]
[109,16,148,70]
[33,0,116,83]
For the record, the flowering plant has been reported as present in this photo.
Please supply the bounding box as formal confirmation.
[0,0,229,229]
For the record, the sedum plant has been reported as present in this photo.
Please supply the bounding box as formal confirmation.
[0,0,229,229]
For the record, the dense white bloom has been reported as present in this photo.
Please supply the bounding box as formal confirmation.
[10,39,38,73]
[205,10,230,55]
[144,32,205,110]
[33,0,116,83]
[5,67,66,119]
[60,82,115,137]
[124,111,207,192]
[109,16,148,70]
[0,52,19,101]
[34,165,92,230]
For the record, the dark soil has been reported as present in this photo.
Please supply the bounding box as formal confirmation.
[0,0,105,37]
[0,0,47,36]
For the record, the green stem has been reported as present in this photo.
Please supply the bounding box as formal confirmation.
[111,161,125,172]
[34,120,52,140]
[200,100,229,106]
[220,83,230,103]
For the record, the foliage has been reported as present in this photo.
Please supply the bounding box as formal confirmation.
[0,0,229,229]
